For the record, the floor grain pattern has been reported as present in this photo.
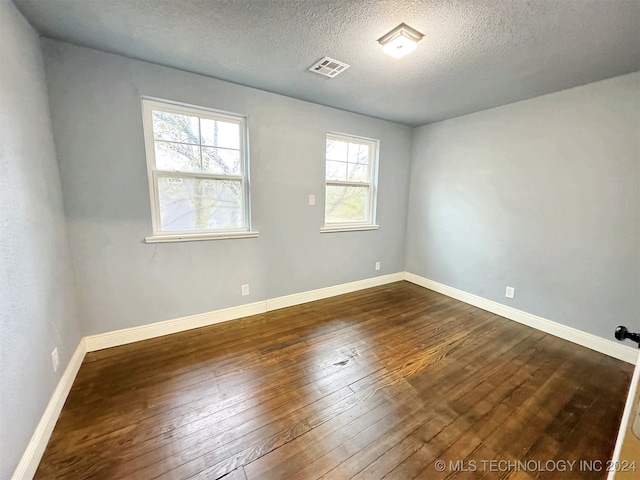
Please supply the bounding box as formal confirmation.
[35,281,633,479]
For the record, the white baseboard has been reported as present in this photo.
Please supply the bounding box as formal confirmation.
[404,272,638,365]
[84,301,266,352]
[12,340,87,480]
[84,272,405,352]
[266,272,405,311]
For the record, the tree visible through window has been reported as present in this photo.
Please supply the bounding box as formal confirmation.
[142,98,250,238]
[324,133,378,227]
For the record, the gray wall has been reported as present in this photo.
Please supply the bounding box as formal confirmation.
[0,2,82,478]
[406,72,640,340]
[41,39,413,336]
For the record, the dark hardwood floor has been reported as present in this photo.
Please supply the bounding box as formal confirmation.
[35,281,633,479]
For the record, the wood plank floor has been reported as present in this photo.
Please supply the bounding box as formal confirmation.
[35,281,633,480]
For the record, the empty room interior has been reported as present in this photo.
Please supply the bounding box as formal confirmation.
[2,0,640,479]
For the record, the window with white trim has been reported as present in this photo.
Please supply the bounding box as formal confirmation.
[324,133,379,230]
[142,98,254,241]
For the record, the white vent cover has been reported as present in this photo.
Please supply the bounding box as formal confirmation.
[309,57,350,78]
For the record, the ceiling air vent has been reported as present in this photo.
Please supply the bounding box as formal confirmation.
[309,56,350,78]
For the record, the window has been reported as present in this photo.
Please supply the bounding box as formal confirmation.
[142,98,256,242]
[322,133,379,232]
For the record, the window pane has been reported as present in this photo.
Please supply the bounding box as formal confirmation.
[326,139,348,161]
[158,177,243,231]
[325,185,369,223]
[202,147,241,175]
[347,162,369,182]
[348,142,369,164]
[155,141,201,173]
[201,119,240,149]
[152,110,200,144]
[326,160,347,181]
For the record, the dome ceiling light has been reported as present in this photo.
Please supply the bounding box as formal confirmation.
[378,23,424,59]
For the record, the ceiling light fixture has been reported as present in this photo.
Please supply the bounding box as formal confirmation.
[378,23,424,59]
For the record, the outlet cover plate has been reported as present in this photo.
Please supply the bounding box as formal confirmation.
[51,348,59,372]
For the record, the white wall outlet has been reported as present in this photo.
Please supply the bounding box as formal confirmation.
[241,284,250,296]
[51,348,59,372]
[375,261,381,271]
[308,194,316,206]
[505,286,515,299]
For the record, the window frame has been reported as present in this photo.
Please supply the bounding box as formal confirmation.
[141,97,257,243]
[321,132,380,233]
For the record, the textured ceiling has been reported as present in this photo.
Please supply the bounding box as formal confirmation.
[13,0,640,126]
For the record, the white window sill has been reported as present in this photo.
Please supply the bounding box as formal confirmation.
[320,225,380,233]
[145,231,260,243]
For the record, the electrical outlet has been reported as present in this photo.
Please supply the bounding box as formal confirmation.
[505,286,515,299]
[308,194,316,206]
[375,261,381,271]
[51,348,59,372]
[241,284,250,296]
